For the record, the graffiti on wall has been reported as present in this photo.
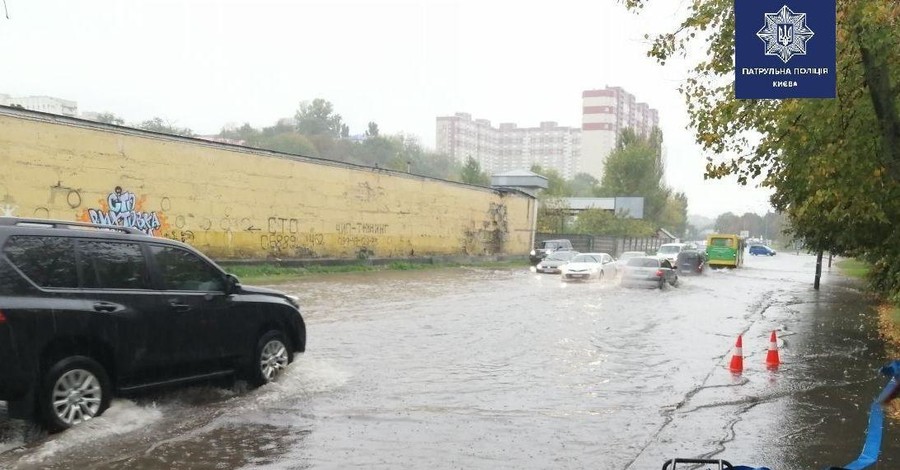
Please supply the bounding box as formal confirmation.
[460,203,509,255]
[78,186,168,236]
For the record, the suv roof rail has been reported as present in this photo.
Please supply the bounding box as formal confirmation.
[0,216,147,235]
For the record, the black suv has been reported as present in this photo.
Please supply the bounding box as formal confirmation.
[0,217,306,431]
[529,239,574,264]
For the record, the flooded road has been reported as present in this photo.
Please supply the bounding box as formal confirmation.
[2,252,899,469]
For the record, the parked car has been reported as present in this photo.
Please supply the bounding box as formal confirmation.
[620,256,679,289]
[676,250,707,275]
[529,239,574,264]
[560,252,616,281]
[749,244,777,256]
[655,243,688,266]
[0,217,307,432]
[535,250,579,274]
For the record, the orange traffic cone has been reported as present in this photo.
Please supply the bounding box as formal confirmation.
[766,330,781,369]
[729,335,744,373]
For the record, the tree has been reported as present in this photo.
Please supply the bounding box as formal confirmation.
[136,117,194,136]
[295,98,345,138]
[600,128,670,223]
[571,209,655,237]
[536,197,570,233]
[94,112,124,126]
[530,164,569,197]
[460,156,490,185]
[569,172,601,197]
[219,122,262,145]
[264,133,319,157]
[366,121,380,137]
[625,0,900,298]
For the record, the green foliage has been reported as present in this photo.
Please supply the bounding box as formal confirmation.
[136,117,194,136]
[836,259,870,279]
[266,133,319,157]
[601,129,670,221]
[460,156,491,185]
[569,173,601,197]
[530,165,570,196]
[536,197,570,233]
[94,112,125,126]
[215,100,462,181]
[295,98,346,138]
[625,0,900,299]
[571,209,656,237]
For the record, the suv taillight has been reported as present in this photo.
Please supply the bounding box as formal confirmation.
[655,270,664,277]
[0,310,6,324]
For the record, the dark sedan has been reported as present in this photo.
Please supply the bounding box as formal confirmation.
[676,250,706,275]
[620,256,679,289]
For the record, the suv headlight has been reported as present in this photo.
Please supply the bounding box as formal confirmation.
[530,249,536,256]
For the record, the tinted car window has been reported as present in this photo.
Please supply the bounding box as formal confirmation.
[150,245,224,291]
[3,235,78,288]
[79,240,150,289]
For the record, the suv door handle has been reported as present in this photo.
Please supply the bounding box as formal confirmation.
[92,302,118,313]
[168,300,191,312]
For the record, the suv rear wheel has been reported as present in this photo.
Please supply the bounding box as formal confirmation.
[40,356,111,432]
[248,330,291,387]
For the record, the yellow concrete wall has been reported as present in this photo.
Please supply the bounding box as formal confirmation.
[0,110,536,260]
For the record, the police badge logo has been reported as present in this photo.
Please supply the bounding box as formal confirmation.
[756,5,815,63]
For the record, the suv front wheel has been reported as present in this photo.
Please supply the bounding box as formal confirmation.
[40,356,112,432]
[248,330,291,387]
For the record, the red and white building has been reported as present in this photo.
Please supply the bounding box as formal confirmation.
[581,87,659,180]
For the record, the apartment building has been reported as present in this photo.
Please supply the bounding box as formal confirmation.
[437,86,658,182]
[0,94,78,117]
[436,113,581,179]
[581,87,659,180]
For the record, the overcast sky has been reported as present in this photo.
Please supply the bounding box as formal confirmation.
[1,0,774,219]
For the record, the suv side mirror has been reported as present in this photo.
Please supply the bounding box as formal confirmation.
[225,273,242,294]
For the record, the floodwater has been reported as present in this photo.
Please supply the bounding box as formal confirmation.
[1,252,898,469]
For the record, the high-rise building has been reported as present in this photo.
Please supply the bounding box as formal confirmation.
[436,113,581,179]
[436,86,658,181]
[581,87,659,181]
[0,94,78,117]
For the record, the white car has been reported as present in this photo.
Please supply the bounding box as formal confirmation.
[656,243,688,266]
[560,252,616,281]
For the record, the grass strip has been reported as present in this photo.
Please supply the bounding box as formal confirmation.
[221,259,529,284]
[835,259,869,279]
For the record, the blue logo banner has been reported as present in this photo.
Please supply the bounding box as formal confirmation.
[734,0,836,99]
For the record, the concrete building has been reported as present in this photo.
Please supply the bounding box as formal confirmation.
[581,86,659,181]
[436,113,581,179]
[0,94,78,116]
[437,86,658,181]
